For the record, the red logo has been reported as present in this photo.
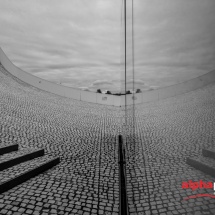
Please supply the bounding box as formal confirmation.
[182,180,215,200]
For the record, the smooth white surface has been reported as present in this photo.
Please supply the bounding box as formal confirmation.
[80,90,97,103]
[142,90,159,103]
[158,86,176,100]
[96,93,115,106]
[122,93,143,106]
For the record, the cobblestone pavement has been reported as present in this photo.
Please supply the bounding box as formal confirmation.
[0,64,120,215]
[1,62,215,214]
[125,84,215,214]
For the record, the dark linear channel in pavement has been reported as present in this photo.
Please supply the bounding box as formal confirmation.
[118,135,129,215]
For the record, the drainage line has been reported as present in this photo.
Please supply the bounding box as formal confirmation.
[118,134,129,215]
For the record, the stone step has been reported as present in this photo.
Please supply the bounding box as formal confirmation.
[0,144,18,155]
[0,155,60,194]
[186,156,215,177]
[0,148,44,171]
[202,148,215,159]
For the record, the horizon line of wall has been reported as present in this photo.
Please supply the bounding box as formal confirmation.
[1,47,215,107]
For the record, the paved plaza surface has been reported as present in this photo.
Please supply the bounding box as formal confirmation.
[0,63,215,214]
[126,88,215,214]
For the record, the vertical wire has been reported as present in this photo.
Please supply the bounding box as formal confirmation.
[119,0,125,138]
[120,0,124,135]
[132,0,136,145]
[132,0,134,95]
[124,0,127,145]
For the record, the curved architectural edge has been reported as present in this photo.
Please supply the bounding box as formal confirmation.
[125,69,215,106]
[1,47,215,107]
[0,47,116,106]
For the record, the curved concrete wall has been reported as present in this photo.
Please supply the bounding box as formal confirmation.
[0,47,83,100]
[1,47,215,107]
[139,70,215,104]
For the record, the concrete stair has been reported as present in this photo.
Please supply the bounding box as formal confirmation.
[0,148,44,171]
[186,148,215,177]
[0,144,60,194]
[202,148,215,159]
[0,144,18,155]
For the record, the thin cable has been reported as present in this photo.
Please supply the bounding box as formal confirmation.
[124,0,127,144]
[132,0,136,147]
[132,0,135,95]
